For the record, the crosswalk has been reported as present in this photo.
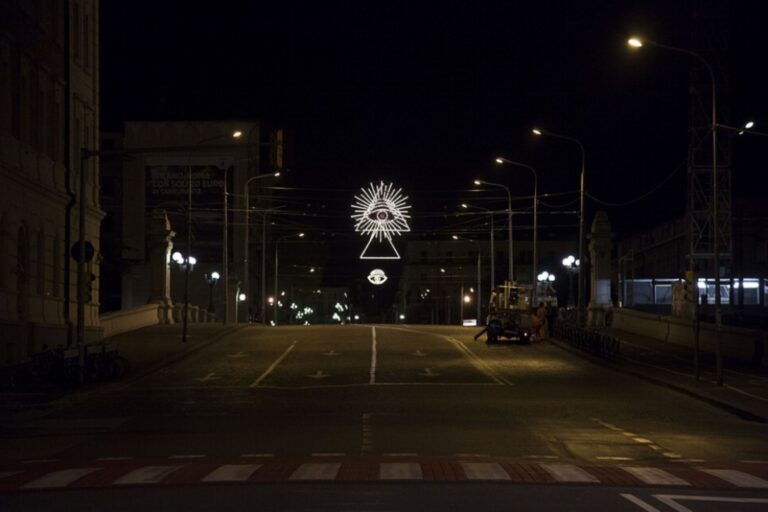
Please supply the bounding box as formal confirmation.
[1,458,767,491]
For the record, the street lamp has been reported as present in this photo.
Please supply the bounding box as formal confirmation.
[452,235,482,325]
[628,35,724,385]
[460,203,495,289]
[274,232,305,326]
[495,157,538,304]
[537,271,556,306]
[561,255,579,308]
[474,179,513,283]
[172,251,197,342]
[243,171,281,324]
[532,127,585,324]
[205,271,220,317]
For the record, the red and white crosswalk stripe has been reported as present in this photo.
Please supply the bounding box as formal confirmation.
[1,458,768,491]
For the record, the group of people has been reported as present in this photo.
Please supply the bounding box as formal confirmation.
[531,301,558,341]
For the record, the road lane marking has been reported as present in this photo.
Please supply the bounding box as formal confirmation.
[419,368,439,377]
[369,326,377,384]
[113,465,182,485]
[522,455,560,459]
[240,453,274,458]
[740,460,768,464]
[169,454,206,459]
[202,464,261,482]
[380,463,423,480]
[307,370,330,379]
[699,469,768,488]
[410,350,427,357]
[461,462,510,480]
[455,453,490,458]
[654,494,768,512]
[22,468,101,489]
[539,463,600,483]
[250,341,297,387]
[361,412,373,453]
[596,456,633,461]
[620,494,663,512]
[195,372,219,383]
[621,467,690,486]
[289,463,341,480]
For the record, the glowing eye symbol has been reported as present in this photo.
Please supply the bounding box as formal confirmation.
[368,206,394,223]
[367,269,388,285]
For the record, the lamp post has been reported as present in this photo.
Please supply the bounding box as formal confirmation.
[461,203,494,289]
[452,234,482,324]
[532,127,585,324]
[172,251,197,342]
[495,157,538,305]
[243,172,280,324]
[274,232,304,326]
[537,271,556,308]
[561,255,579,308]
[474,179,513,283]
[205,271,220,316]
[628,36,723,384]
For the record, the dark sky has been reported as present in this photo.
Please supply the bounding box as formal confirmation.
[101,1,768,239]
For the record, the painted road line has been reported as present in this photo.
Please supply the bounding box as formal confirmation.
[96,456,134,461]
[380,463,423,480]
[654,494,768,511]
[455,453,490,458]
[250,341,296,388]
[383,453,419,457]
[700,469,768,488]
[461,462,510,481]
[621,467,690,486]
[369,326,377,384]
[522,455,560,459]
[240,453,274,458]
[289,463,341,481]
[620,494,663,512]
[539,463,600,483]
[740,460,768,464]
[446,335,511,385]
[113,465,182,485]
[202,464,261,482]
[169,454,206,459]
[596,456,634,461]
[22,468,101,489]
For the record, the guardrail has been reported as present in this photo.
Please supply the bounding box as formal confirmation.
[555,322,621,361]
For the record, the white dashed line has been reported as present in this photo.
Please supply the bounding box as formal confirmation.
[113,466,182,485]
[596,456,634,461]
[380,463,423,480]
[202,464,261,482]
[621,467,690,486]
[289,463,341,481]
[240,453,274,458]
[461,462,510,481]
[540,463,600,483]
[700,469,768,488]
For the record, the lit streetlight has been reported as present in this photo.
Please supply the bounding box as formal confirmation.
[495,157,538,304]
[474,179,513,282]
[628,35,724,384]
[561,255,579,308]
[532,127,585,324]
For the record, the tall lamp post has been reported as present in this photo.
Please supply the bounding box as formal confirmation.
[274,232,304,326]
[452,235,482,324]
[172,251,197,342]
[532,127,585,324]
[561,255,579,308]
[243,172,280,323]
[460,203,495,290]
[205,271,220,317]
[628,36,723,385]
[474,179,513,283]
[495,158,538,304]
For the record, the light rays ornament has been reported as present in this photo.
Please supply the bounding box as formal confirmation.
[352,181,411,259]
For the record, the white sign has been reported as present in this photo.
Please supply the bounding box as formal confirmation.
[352,181,411,259]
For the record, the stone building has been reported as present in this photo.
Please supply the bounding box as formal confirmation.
[0,0,102,365]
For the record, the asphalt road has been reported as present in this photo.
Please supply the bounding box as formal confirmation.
[2,324,768,510]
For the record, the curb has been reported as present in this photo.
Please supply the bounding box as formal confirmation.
[549,338,768,424]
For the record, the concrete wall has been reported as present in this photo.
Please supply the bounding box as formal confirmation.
[611,308,768,367]
[100,304,161,339]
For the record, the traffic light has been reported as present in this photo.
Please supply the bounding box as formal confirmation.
[683,270,696,304]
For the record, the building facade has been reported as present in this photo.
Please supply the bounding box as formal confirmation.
[1,0,102,365]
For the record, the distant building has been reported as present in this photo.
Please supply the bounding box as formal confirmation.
[0,0,102,365]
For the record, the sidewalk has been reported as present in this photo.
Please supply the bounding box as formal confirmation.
[554,326,768,423]
[0,323,248,419]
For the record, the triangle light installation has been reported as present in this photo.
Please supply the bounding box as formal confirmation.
[352,181,411,260]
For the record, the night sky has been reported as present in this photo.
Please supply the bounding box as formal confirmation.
[101,1,768,239]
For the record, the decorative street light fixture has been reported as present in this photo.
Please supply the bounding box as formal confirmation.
[172,251,197,342]
[532,127,585,324]
[205,271,220,316]
[561,255,579,308]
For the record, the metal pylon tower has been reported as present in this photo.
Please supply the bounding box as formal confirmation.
[687,1,732,277]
